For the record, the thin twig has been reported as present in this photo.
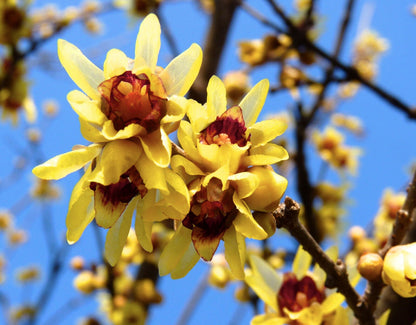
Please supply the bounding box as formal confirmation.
[274,197,375,325]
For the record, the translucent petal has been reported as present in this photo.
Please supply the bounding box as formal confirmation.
[293,245,312,279]
[135,154,168,193]
[383,246,405,281]
[164,168,190,214]
[135,213,153,252]
[88,140,141,186]
[79,118,107,143]
[170,242,199,279]
[239,79,269,126]
[321,293,345,314]
[66,169,95,244]
[244,144,289,166]
[249,254,282,293]
[33,144,102,180]
[134,13,160,71]
[246,255,281,311]
[58,39,103,100]
[248,119,287,147]
[160,43,203,96]
[233,193,267,240]
[228,172,259,199]
[159,225,193,276]
[67,90,106,125]
[104,197,136,265]
[103,48,130,79]
[206,75,227,118]
[224,226,246,280]
[140,128,171,168]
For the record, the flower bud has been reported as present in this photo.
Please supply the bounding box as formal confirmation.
[382,243,416,297]
[73,270,96,294]
[357,253,383,281]
[244,166,287,212]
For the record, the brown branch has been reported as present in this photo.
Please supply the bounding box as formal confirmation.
[363,170,416,320]
[274,197,375,325]
[188,0,240,103]
[264,0,416,120]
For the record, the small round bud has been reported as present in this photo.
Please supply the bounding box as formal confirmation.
[348,226,366,243]
[73,270,95,294]
[70,256,85,271]
[357,253,383,281]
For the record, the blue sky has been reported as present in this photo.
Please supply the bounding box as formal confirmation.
[1,0,416,324]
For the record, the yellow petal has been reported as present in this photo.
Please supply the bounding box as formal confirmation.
[228,172,259,199]
[135,154,168,193]
[248,119,287,147]
[245,254,281,311]
[134,13,160,71]
[67,90,106,125]
[159,224,194,276]
[321,293,345,314]
[239,79,269,126]
[135,213,154,252]
[103,48,130,79]
[79,118,107,143]
[160,43,203,96]
[104,197,136,266]
[101,120,143,140]
[177,121,201,163]
[285,303,323,325]
[58,39,103,100]
[66,169,95,244]
[171,155,204,177]
[251,314,287,325]
[161,97,187,126]
[94,186,128,229]
[202,164,230,191]
[192,226,222,261]
[88,140,141,186]
[186,99,210,133]
[171,241,199,279]
[33,144,102,180]
[293,245,312,279]
[244,144,289,166]
[206,75,227,118]
[233,193,267,240]
[383,246,405,281]
[224,226,246,280]
[164,168,190,214]
[140,128,171,168]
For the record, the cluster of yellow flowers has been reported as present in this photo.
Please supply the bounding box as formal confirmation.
[33,14,289,283]
[353,29,389,81]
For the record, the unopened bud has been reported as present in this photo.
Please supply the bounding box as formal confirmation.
[357,253,383,281]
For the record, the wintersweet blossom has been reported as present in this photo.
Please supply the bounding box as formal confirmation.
[245,246,352,325]
[158,76,288,280]
[32,13,200,265]
[382,242,416,298]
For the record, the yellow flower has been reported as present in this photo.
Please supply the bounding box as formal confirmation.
[32,13,198,265]
[245,246,351,325]
[374,189,406,248]
[159,76,288,280]
[382,242,416,298]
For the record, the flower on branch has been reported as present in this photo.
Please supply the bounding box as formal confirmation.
[159,76,288,280]
[32,13,202,265]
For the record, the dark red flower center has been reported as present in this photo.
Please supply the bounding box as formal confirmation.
[199,106,248,147]
[98,71,167,132]
[277,272,325,313]
[182,178,237,259]
[89,166,147,205]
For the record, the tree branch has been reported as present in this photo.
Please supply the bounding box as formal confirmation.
[274,197,375,325]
